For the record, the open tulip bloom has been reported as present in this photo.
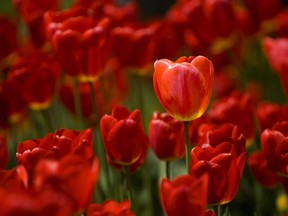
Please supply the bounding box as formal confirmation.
[153,55,214,121]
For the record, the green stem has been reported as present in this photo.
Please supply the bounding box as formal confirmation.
[166,161,171,180]
[88,81,99,125]
[184,121,190,174]
[125,166,132,202]
[88,81,113,199]
[73,79,83,130]
[40,108,54,132]
[218,205,221,216]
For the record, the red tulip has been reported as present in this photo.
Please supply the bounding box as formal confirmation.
[16,128,94,172]
[148,112,185,161]
[261,121,288,176]
[153,55,214,121]
[0,165,28,191]
[190,142,246,204]
[208,91,254,141]
[13,0,59,46]
[87,200,135,216]
[33,155,99,212]
[46,11,111,81]
[262,37,288,94]
[256,102,288,132]
[160,174,209,216]
[248,150,279,188]
[100,106,148,172]
[112,23,157,69]
[197,123,246,157]
[8,51,60,110]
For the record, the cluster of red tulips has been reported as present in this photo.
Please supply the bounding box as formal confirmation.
[1,0,288,215]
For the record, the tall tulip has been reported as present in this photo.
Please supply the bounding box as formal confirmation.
[100,106,148,172]
[153,55,214,121]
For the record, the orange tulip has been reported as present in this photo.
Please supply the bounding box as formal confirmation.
[153,56,214,121]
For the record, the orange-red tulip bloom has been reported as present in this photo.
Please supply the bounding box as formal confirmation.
[153,56,214,121]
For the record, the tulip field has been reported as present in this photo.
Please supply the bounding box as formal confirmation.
[1,0,288,216]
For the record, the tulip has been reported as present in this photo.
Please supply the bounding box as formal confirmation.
[261,121,288,176]
[8,51,60,110]
[248,150,279,188]
[100,106,148,172]
[0,81,26,128]
[190,142,246,204]
[256,102,288,132]
[16,128,94,172]
[112,23,157,70]
[0,165,28,191]
[208,91,254,141]
[197,123,246,157]
[13,0,59,47]
[148,112,185,161]
[87,200,134,216]
[262,37,288,94]
[153,55,214,121]
[160,174,209,216]
[33,155,99,212]
[46,11,111,81]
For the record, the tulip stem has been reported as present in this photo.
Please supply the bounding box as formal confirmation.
[218,205,221,216]
[166,161,171,179]
[73,79,83,130]
[125,166,132,202]
[184,121,190,174]
[88,81,100,125]
[88,81,113,199]
[40,108,54,132]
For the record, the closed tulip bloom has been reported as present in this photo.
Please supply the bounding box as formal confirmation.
[256,102,288,132]
[261,121,288,176]
[100,106,148,172]
[190,142,246,204]
[8,51,60,110]
[153,56,214,121]
[148,112,185,161]
[248,150,279,188]
[160,174,209,216]
[46,12,111,82]
[87,200,134,216]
